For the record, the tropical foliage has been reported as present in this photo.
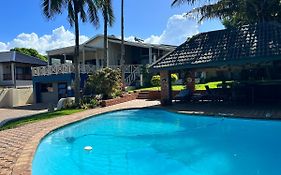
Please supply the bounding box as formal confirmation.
[42,0,101,105]
[10,48,47,61]
[172,0,281,28]
[85,68,122,99]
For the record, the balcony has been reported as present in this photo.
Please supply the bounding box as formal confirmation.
[32,64,142,86]
[32,64,141,76]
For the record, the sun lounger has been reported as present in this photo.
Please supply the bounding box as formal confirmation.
[174,89,192,102]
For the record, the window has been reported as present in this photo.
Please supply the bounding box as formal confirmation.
[16,67,32,80]
[41,83,54,93]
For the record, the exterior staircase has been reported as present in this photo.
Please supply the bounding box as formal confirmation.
[137,91,150,99]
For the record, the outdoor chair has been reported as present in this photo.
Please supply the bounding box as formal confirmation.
[174,89,192,102]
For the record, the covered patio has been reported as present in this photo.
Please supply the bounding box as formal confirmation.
[151,22,281,105]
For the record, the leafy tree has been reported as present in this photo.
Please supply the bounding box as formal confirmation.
[85,67,122,99]
[42,0,100,105]
[10,48,48,62]
[171,0,281,28]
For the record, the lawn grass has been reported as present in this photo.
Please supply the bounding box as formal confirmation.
[134,85,185,91]
[0,109,83,131]
[132,81,228,92]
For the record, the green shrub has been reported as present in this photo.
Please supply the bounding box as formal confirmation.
[85,67,122,99]
[79,96,100,109]
[150,74,179,87]
[171,74,178,84]
[150,75,161,87]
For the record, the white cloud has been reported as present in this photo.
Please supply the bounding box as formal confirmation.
[0,26,89,54]
[0,13,199,54]
[144,13,199,46]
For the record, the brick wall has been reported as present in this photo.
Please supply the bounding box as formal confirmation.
[148,90,180,100]
[101,92,139,107]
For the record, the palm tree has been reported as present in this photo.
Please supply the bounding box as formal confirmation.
[120,0,125,87]
[42,0,100,105]
[172,0,281,27]
[98,0,114,67]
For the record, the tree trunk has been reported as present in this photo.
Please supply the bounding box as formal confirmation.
[74,2,81,105]
[121,0,125,87]
[104,3,109,67]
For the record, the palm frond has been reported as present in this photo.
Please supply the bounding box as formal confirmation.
[67,0,75,26]
[106,0,115,26]
[85,0,100,27]
[42,0,66,19]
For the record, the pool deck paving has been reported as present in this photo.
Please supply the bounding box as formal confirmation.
[0,104,48,127]
[1,99,281,175]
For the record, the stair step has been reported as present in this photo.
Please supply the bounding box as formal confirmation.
[138,96,149,98]
[137,97,148,99]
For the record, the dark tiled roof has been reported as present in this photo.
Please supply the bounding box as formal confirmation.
[151,22,281,70]
[0,51,47,66]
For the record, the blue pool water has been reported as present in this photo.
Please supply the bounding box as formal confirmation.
[32,109,281,175]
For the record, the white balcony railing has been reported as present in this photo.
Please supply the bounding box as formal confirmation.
[32,64,99,77]
[32,64,141,86]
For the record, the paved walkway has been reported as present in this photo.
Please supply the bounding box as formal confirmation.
[0,104,48,126]
[0,100,160,175]
[1,100,281,175]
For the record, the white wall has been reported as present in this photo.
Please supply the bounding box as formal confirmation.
[0,87,33,107]
[87,37,104,48]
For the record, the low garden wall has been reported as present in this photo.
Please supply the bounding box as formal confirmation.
[148,90,180,100]
[101,92,139,107]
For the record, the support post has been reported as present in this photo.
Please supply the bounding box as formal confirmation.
[82,47,85,65]
[160,70,172,106]
[186,71,196,92]
[149,47,153,64]
[48,56,52,65]
[11,63,16,87]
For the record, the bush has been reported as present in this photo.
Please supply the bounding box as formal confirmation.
[171,74,178,84]
[150,73,179,87]
[79,96,100,109]
[150,75,161,87]
[85,67,122,99]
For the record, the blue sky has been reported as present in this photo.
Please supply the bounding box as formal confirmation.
[0,0,224,53]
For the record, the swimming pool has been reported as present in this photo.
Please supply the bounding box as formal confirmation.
[32,109,281,175]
